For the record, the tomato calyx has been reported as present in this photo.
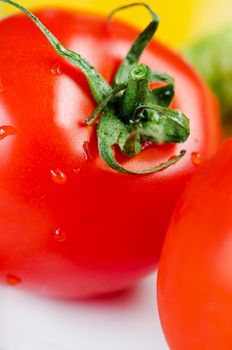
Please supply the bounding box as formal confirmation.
[1,0,190,174]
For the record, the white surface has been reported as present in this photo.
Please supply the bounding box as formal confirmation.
[0,273,169,350]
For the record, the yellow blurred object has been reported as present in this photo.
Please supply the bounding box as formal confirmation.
[188,0,232,44]
[0,0,196,47]
[1,0,232,47]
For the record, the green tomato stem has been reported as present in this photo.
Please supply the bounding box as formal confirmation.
[122,64,150,123]
[0,0,190,175]
[109,2,159,88]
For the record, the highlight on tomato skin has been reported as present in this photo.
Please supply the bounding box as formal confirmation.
[0,1,221,298]
[157,138,232,350]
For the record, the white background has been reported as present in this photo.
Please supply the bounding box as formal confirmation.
[0,273,169,350]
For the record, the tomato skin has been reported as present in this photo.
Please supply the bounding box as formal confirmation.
[0,9,220,298]
[158,138,232,350]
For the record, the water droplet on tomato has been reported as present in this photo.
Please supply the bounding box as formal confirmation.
[73,167,81,174]
[0,125,16,140]
[0,79,3,92]
[50,168,67,184]
[6,274,21,286]
[51,62,62,76]
[82,141,92,161]
[142,141,152,150]
[53,228,66,242]
[191,152,202,165]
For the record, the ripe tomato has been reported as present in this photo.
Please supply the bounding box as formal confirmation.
[158,138,232,350]
[0,7,220,297]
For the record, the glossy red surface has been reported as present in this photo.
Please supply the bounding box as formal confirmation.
[0,9,221,297]
[158,138,232,350]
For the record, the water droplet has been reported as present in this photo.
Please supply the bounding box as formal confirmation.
[82,141,92,161]
[0,79,3,92]
[73,168,81,174]
[6,274,21,286]
[51,62,62,76]
[191,152,202,165]
[50,168,67,184]
[142,141,152,150]
[0,125,16,140]
[53,228,66,242]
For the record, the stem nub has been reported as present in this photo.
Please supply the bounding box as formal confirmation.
[121,64,150,123]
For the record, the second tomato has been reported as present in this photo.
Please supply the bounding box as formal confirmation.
[158,139,232,350]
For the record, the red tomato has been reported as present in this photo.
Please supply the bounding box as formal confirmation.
[0,8,220,297]
[158,138,232,350]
